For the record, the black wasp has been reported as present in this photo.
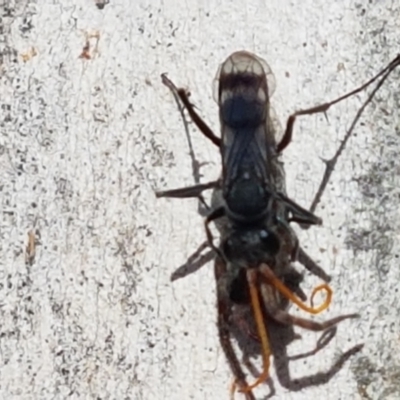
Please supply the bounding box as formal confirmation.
[157,51,400,399]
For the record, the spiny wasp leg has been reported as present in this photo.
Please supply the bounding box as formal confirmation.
[155,180,219,199]
[278,53,400,215]
[161,73,221,147]
[277,192,322,226]
[277,53,400,154]
[169,240,332,284]
[160,73,214,215]
[297,246,332,282]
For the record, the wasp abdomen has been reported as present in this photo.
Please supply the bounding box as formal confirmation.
[217,51,270,129]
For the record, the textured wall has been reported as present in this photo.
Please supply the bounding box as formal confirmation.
[1,1,400,399]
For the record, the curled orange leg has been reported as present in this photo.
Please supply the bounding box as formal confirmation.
[260,264,333,315]
[238,269,270,393]
[310,283,332,311]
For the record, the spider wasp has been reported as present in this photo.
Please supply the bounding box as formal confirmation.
[156,51,400,398]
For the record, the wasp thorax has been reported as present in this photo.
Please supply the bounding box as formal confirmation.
[225,178,268,220]
[222,227,280,269]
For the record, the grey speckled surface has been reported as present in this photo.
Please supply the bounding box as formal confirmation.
[1,1,400,399]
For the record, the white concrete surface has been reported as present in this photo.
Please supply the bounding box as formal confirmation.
[1,1,400,399]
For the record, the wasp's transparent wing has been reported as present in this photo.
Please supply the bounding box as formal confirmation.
[212,52,280,221]
[213,51,276,105]
[269,105,284,149]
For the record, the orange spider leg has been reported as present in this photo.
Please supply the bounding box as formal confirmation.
[260,264,332,314]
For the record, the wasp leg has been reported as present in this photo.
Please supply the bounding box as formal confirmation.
[156,180,219,199]
[297,246,332,283]
[307,59,399,214]
[205,206,225,256]
[277,192,322,226]
[161,73,221,147]
[277,54,400,154]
